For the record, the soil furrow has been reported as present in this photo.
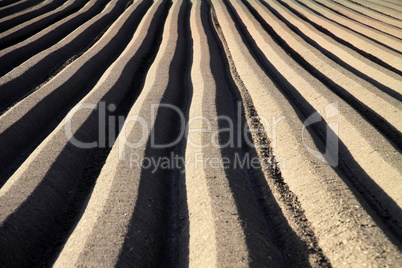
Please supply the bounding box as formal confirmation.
[45,2,171,265]
[0,0,151,185]
[331,0,402,33]
[369,0,402,12]
[259,0,402,100]
[0,1,164,266]
[295,0,402,54]
[382,0,402,7]
[206,1,330,266]
[0,0,401,266]
[312,0,402,41]
[184,3,219,266]
[0,0,44,18]
[187,0,285,266]
[211,0,402,265]
[349,0,402,20]
[332,0,402,28]
[0,0,67,34]
[210,3,332,265]
[53,1,193,266]
[0,0,129,113]
[226,0,402,242]
[0,0,27,8]
[278,0,402,73]
[316,0,402,39]
[0,0,90,50]
[114,1,192,265]
[0,0,113,77]
[242,0,402,149]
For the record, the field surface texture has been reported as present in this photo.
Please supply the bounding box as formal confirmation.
[0,0,401,267]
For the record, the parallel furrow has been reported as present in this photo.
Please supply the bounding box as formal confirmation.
[349,0,402,20]
[383,0,402,7]
[316,0,402,39]
[243,0,402,149]
[332,0,402,28]
[0,0,165,266]
[211,0,402,265]
[0,0,151,184]
[228,0,402,240]
[0,0,89,50]
[265,0,402,96]
[0,0,44,18]
[0,0,66,34]
[54,1,190,266]
[0,0,401,266]
[0,0,129,113]
[331,0,402,31]
[0,0,26,8]
[187,0,284,266]
[279,0,402,73]
[373,0,402,12]
[0,0,114,77]
[209,3,332,265]
[312,0,402,42]
[298,0,402,53]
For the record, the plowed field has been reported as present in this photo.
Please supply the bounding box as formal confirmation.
[0,0,401,266]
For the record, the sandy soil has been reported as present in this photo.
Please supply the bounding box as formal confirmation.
[0,0,401,267]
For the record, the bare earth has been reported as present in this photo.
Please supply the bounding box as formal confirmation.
[0,0,401,267]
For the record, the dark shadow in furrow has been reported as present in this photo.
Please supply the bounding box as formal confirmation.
[206,1,283,266]
[223,0,402,247]
[42,3,173,266]
[0,0,44,18]
[0,0,129,113]
[0,2,170,267]
[115,1,192,267]
[242,1,402,152]
[312,0,402,41]
[383,0,402,8]
[364,0,400,10]
[0,0,152,187]
[348,0,402,21]
[258,0,402,102]
[328,0,402,30]
[0,0,27,8]
[274,0,402,77]
[293,0,402,54]
[0,0,69,35]
[0,0,115,77]
[165,2,192,263]
[0,0,89,50]
[206,1,330,267]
